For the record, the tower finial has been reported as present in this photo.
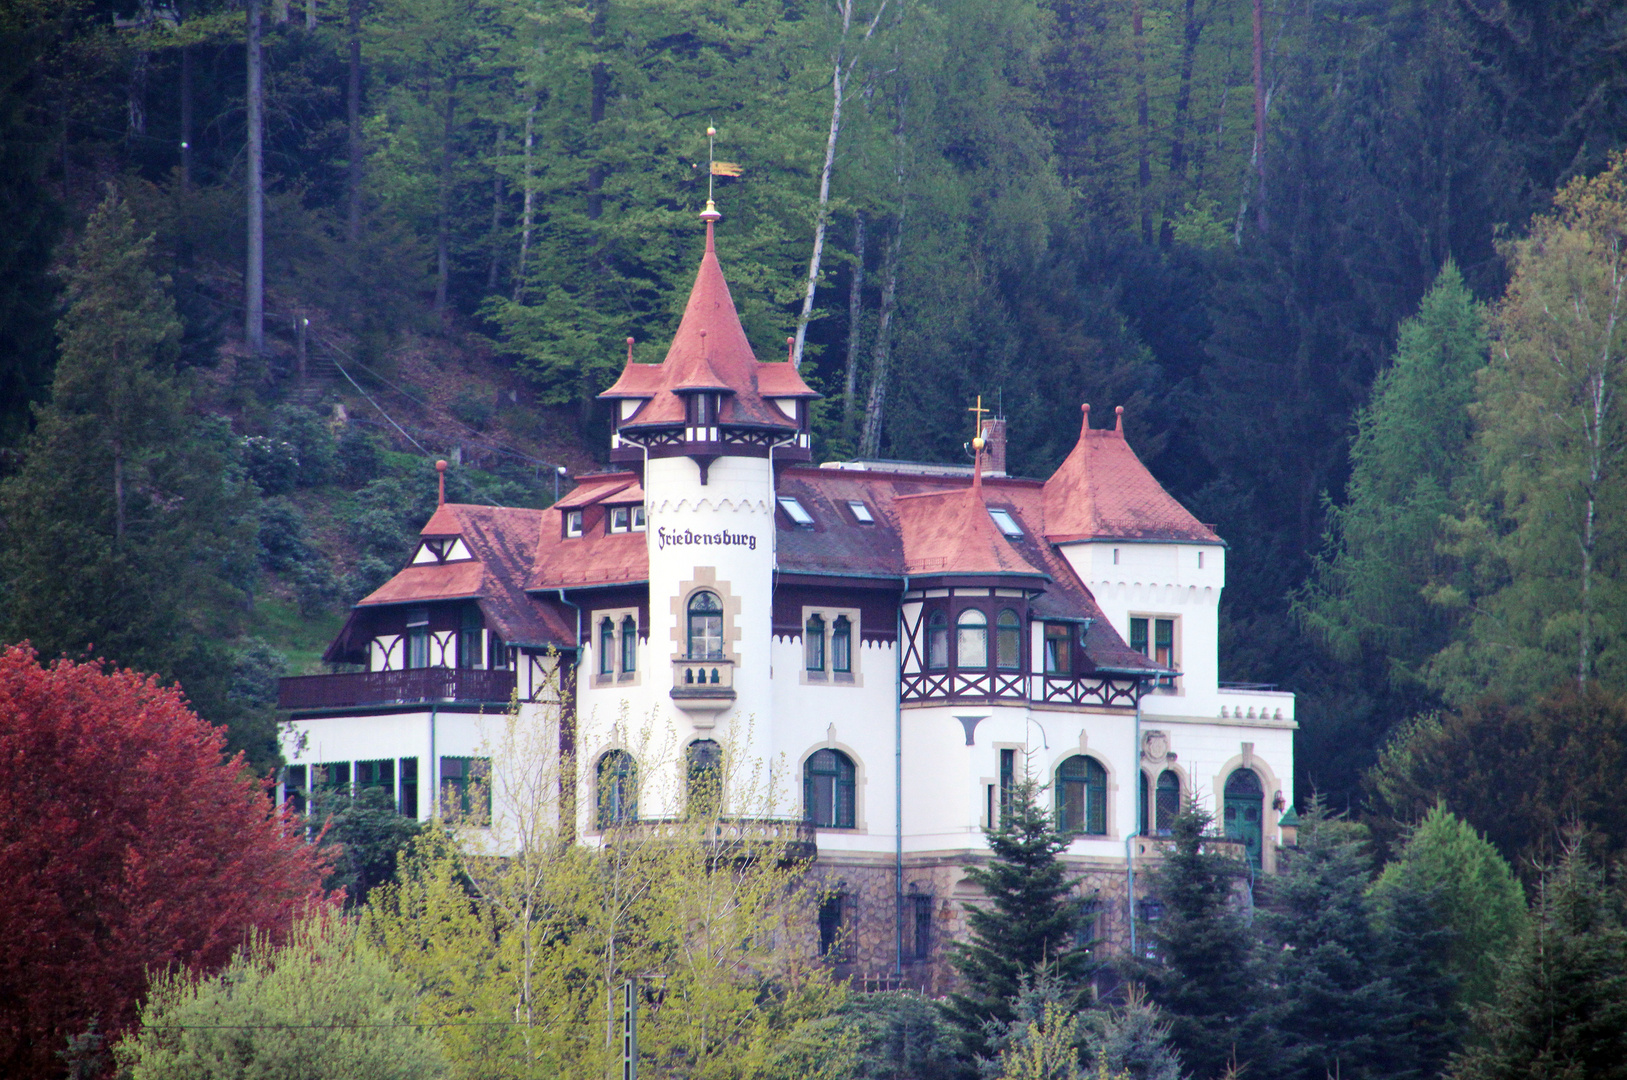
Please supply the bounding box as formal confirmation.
[435,459,447,506]
[700,126,722,246]
[1080,402,1091,437]
[626,336,635,365]
[1115,404,1124,433]
[969,394,989,493]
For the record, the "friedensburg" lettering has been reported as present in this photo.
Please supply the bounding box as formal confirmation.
[656,527,758,552]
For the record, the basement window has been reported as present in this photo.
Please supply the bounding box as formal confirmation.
[778,496,815,528]
[988,508,1023,538]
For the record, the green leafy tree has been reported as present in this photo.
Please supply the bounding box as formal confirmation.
[1131,806,1276,1080]
[311,784,424,907]
[838,990,962,1080]
[944,772,1093,1067]
[117,913,449,1080]
[1261,804,1400,1080]
[1450,840,1627,1080]
[1431,154,1627,704]
[1366,687,1627,885]
[0,190,270,766]
[1370,804,1526,1012]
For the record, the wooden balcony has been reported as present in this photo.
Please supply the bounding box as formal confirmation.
[279,667,516,711]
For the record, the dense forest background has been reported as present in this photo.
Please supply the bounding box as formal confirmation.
[3,0,1627,819]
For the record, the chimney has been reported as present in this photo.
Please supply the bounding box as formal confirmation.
[981,417,1008,477]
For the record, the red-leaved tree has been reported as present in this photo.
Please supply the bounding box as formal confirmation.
[0,644,332,1078]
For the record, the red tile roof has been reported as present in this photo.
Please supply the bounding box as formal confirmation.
[892,482,1047,578]
[554,473,637,510]
[599,219,814,430]
[526,508,650,590]
[1041,404,1220,544]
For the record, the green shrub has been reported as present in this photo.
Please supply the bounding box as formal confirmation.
[241,436,299,495]
[336,426,383,486]
[258,497,312,572]
[273,405,337,487]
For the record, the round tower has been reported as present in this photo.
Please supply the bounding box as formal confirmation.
[598,204,817,811]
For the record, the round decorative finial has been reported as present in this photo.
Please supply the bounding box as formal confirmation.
[707,126,716,137]
[700,198,721,223]
[435,459,447,473]
[626,336,635,346]
[973,436,986,451]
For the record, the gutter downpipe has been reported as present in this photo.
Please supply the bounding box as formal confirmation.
[895,575,909,978]
[1126,679,1144,957]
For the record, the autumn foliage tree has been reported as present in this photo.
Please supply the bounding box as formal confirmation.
[0,644,332,1080]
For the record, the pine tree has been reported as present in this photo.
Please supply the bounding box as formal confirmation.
[1261,803,1400,1080]
[945,772,1093,1068]
[986,971,1088,1080]
[0,190,266,766]
[1451,841,1627,1080]
[1131,806,1276,1080]
[1370,869,1461,1080]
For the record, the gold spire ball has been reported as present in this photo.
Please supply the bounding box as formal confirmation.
[702,125,721,221]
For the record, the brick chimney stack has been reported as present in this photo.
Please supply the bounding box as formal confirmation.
[982,417,1007,477]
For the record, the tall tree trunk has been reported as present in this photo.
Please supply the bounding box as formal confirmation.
[179,41,193,193]
[1162,0,1201,249]
[515,96,536,300]
[346,0,365,243]
[487,126,504,291]
[858,215,902,459]
[113,443,126,542]
[792,0,855,371]
[842,209,866,438]
[127,0,153,141]
[305,0,316,30]
[586,1,608,222]
[1578,236,1624,690]
[435,75,457,317]
[245,0,265,353]
[273,0,289,23]
[1250,0,1266,234]
[1133,0,1151,246]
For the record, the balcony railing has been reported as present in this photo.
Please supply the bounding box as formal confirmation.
[279,667,516,711]
[670,658,736,710]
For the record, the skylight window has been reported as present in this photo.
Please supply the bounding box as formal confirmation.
[847,500,874,523]
[988,508,1023,538]
[778,496,815,527]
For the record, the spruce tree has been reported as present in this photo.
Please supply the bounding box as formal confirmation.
[1261,803,1400,1080]
[1131,806,1276,1080]
[1084,985,1185,1080]
[945,772,1092,1067]
[1452,842,1627,1080]
[1371,871,1461,1080]
[0,191,267,766]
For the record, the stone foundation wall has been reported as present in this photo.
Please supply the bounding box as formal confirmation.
[803,853,1145,997]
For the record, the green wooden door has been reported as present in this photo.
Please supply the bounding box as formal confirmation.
[1223,768,1264,869]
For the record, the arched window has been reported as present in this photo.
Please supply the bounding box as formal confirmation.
[957,609,988,668]
[1057,755,1107,835]
[687,591,723,660]
[1155,770,1181,834]
[686,739,722,818]
[598,617,615,676]
[804,748,856,828]
[831,615,852,673]
[996,609,1022,669]
[927,611,949,669]
[805,614,826,671]
[1223,768,1264,868]
[597,750,637,827]
[620,616,637,673]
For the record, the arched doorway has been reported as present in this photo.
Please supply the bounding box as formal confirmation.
[1223,768,1264,868]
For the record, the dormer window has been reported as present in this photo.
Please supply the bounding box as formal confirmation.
[988,508,1023,538]
[632,506,646,531]
[847,500,874,524]
[609,506,630,534]
[564,510,583,538]
[778,497,814,528]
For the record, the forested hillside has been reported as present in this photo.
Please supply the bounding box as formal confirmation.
[3,0,1627,816]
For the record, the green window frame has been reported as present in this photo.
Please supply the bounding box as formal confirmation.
[831,615,852,673]
[1057,755,1107,835]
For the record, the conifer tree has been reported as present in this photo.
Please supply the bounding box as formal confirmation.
[1297,261,1487,678]
[0,190,266,765]
[987,971,1088,1080]
[1370,804,1526,1012]
[1451,841,1627,1080]
[1261,803,1399,1080]
[1131,806,1276,1080]
[1370,869,1461,1080]
[945,772,1093,1068]
[1084,985,1185,1080]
